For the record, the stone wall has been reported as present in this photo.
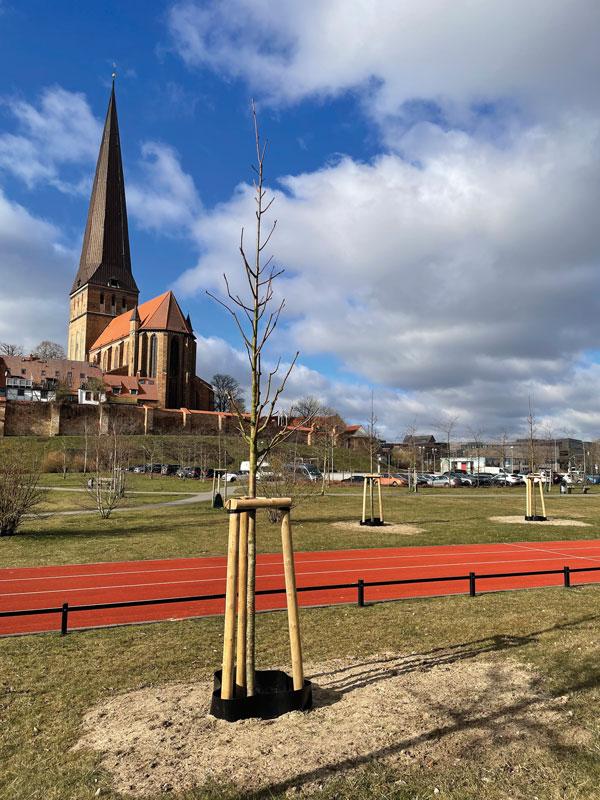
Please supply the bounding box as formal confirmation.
[0,400,311,444]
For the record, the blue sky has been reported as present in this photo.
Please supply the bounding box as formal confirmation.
[1,1,600,438]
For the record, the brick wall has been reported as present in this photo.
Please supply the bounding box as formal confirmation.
[0,401,312,444]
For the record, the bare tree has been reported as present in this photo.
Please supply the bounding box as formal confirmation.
[207,102,311,691]
[527,396,537,472]
[0,342,24,356]
[212,374,246,413]
[293,396,324,421]
[257,449,322,522]
[87,426,127,519]
[434,414,459,473]
[466,425,486,475]
[0,447,45,536]
[32,340,66,360]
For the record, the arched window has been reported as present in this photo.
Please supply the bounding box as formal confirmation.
[149,335,158,378]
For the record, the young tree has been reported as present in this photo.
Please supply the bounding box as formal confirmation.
[207,102,311,693]
[434,414,459,475]
[212,374,246,412]
[88,426,127,519]
[0,447,45,535]
[32,340,66,360]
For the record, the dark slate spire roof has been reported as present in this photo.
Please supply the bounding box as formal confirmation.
[71,83,138,295]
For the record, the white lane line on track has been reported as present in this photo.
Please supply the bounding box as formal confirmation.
[0,545,569,584]
[3,553,600,599]
[508,541,600,565]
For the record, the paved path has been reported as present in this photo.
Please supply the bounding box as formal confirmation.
[3,538,600,635]
[35,489,214,518]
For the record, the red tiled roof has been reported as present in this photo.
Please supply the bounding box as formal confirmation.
[90,291,192,350]
[0,356,102,385]
[103,374,158,401]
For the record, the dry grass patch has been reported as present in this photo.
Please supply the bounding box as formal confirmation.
[331,521,425,535]
[74,651,588,797]
[489,516,591,527]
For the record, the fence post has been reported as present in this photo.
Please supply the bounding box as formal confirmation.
[563,565,571,588]
[61,602,69,635]
[469,572,476,597]
[357,579,365,607]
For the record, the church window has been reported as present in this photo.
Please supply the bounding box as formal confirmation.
[111,294,116,314]
[100,293,104,306]
[149,335,158,378]
[122,297,127,309]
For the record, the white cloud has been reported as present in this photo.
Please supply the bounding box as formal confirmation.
[179,110,600,437]
[168,0,600,129]
[0,187,75,350]
[127,141,202,234]
[0,86,102,193]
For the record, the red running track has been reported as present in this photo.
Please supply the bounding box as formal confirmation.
[3,539,600,636]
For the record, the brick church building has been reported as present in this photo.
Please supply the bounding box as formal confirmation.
[67,82,213,410]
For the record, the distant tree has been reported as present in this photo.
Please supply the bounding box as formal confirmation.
[293,395,325,422]
[212,373,246,413]
[0,342,24,356]
[32,340,66,360]
[434,413,459,473]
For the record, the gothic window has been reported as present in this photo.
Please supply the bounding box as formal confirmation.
[169,337,179,377]
[111,294,116,315]
[149,335,158,378]
[100,292,104,307]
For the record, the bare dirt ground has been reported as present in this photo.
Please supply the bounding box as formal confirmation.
[331,521,425,535]
[489,516,591,527]
[74,650,589,796]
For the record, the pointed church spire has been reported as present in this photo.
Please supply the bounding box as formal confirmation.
[71,83,138,295]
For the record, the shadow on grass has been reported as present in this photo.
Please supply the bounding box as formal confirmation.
[243,613,600,798]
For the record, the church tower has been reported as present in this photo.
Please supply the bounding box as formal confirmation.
[67,82,139,361]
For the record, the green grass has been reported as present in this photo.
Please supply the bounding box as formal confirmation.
[2,586,600,799]
[2,485,600,569]
[3,485,600,798]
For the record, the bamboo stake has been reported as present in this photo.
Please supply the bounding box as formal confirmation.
[227,497,292,510]
[236,510,249,694]
[539,480,547,518]
[369,477,374,522]
[221,511,240,700]
[362,477,367,524]
[281,509,304,690]
[246,509,257,696]
[377,476,383,523]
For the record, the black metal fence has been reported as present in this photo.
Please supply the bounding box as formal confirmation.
[2,563,600,636]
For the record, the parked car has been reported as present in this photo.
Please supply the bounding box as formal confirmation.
[341,475,365,484]
[160,464,179,476]
[176,466,202,479]
[378,473,408,487]
[132,464,146,474]
[463,473,494,487]
[284,463,323,482]
[223,472,239,482]
[427,475,465,487]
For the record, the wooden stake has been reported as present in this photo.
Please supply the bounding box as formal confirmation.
[246,509,257,696]
[377,476,383,523]
[539,480,547,518]
[281,509,304,690]
[221,511,240,700]
[236,511,249,693]
[362,477,367,524]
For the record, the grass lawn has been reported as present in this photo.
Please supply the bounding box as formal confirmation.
[2,585,600,799]
[2,485,600,569]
